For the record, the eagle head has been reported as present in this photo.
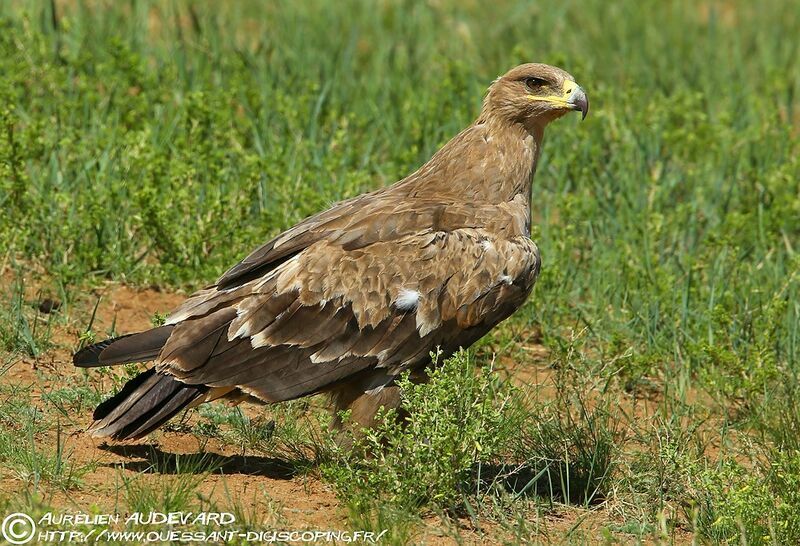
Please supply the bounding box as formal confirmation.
[484,63,589,129]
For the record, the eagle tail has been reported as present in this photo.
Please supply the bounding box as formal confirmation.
[88,367,209,440]
[73,325,174,367]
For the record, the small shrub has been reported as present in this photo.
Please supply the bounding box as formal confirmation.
[323,349,524,514]
[693,451,800,545]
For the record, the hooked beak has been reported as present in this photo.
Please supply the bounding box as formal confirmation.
[567,85,589,120]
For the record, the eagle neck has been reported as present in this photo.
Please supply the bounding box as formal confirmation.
[397,115,543,209]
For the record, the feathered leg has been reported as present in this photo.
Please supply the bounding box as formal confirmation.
[328,369,428,449]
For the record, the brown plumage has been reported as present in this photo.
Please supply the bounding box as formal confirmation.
[74,63,588,440]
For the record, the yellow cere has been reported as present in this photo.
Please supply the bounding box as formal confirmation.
[529,80,577,107]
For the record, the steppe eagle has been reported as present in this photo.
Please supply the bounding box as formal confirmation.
[74,63,588,440]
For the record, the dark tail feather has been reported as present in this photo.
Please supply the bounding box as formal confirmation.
[73,325,175,367]
[88,368,208,440]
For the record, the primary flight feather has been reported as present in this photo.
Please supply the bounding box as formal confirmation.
[74,63,588,440]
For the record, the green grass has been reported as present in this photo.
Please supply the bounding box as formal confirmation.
[0,274,57,357]
[0,382,97,491]
[1,0,799,543]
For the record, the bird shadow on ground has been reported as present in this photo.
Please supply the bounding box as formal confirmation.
[98,443,302,480]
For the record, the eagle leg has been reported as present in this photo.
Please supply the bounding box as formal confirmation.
[327,368,428,449]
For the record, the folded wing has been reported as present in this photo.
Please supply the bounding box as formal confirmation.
[158,228,540,403]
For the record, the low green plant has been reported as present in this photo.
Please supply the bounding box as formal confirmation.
[512,374,621,507]
[121,470,207,515]
[323,350,525,514]
[692,450,800,545]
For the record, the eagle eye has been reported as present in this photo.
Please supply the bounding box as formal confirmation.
[523,77,548,91]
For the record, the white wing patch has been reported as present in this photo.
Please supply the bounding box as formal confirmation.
[394,288,420,311]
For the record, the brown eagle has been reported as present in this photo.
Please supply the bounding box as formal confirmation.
[74,63,588,440]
